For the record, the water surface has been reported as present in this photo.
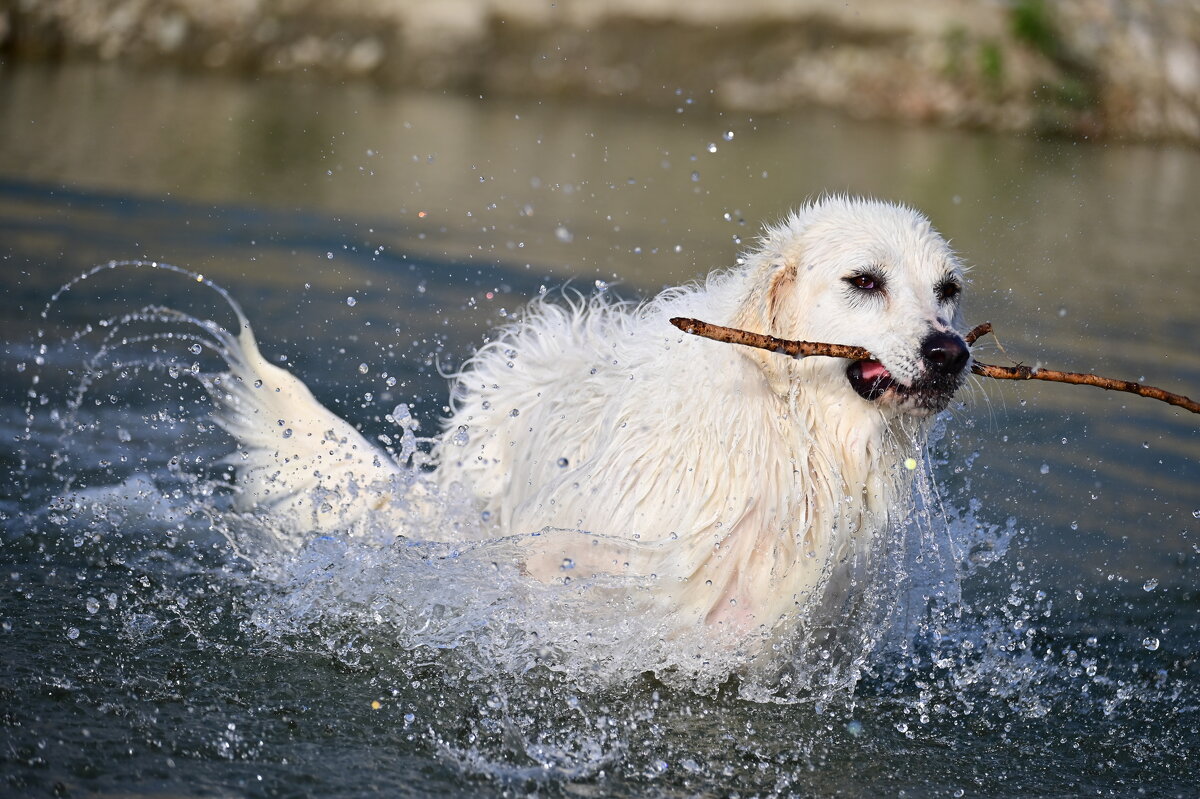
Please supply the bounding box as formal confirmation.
[1,63,1198,797]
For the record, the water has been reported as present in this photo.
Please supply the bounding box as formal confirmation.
[2,63,1199,796]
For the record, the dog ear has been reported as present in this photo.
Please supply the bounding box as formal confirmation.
[731,259,799,397]
[734,258,796,335]
[761,261,802,395]
[766,261,799,334]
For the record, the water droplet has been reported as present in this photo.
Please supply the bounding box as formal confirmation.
[189,343,202,355]
[722,130,735,141]
[561,558,575,570]
[85,597,100,614]
[253,379,263,388]
[846,720,863,737]
[1039,463,1050,475]
[690,171,700,182]
[509,408,519,418]
[706,142,718,153]
[452,425,470,446]
[66,627,80,640]
[904,457,918,471]
[555,225,573,243]
[556,457,569,468]
[282,428,293,439]
[1143,578,1158,592]
[346,296,357,306]
[1143,637,1160,651]
[358,363,369,374]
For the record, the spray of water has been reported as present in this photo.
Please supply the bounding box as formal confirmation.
[25,260,1155,786]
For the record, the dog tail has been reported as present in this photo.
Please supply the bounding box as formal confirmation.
[204,309,402,533]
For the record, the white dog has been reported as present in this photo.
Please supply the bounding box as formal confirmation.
[207,195,971,646]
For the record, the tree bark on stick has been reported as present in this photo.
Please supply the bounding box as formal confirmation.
[669,317,1199,415]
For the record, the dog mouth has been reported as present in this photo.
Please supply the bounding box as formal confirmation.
[845,359,961,412]
[845,359,896,401]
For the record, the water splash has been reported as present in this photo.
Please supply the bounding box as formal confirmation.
[18,261,1195,792]
[24,263,1013,694]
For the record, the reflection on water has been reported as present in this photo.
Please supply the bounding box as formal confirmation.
[1,62,1198,797]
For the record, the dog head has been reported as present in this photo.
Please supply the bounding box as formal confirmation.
[735,196,969,415]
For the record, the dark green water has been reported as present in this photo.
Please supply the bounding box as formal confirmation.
[1,63,1198,797]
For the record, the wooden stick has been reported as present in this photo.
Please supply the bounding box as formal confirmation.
[970,361,1199,413]
[669,317,1200,415]
[963,322,992,346]
[670,317,874,360]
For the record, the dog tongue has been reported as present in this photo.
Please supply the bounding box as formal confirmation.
[859,360,891,382]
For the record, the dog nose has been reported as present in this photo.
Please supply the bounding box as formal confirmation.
[921,332,969,376]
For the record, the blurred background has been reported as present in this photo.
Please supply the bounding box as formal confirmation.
[1,2,1198,797]
[3,0,1199,142]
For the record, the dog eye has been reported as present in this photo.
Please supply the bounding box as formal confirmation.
[936,280,962,302]
[846,273,885,293]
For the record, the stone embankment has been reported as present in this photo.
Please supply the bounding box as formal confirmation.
[2,0,1197,143]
